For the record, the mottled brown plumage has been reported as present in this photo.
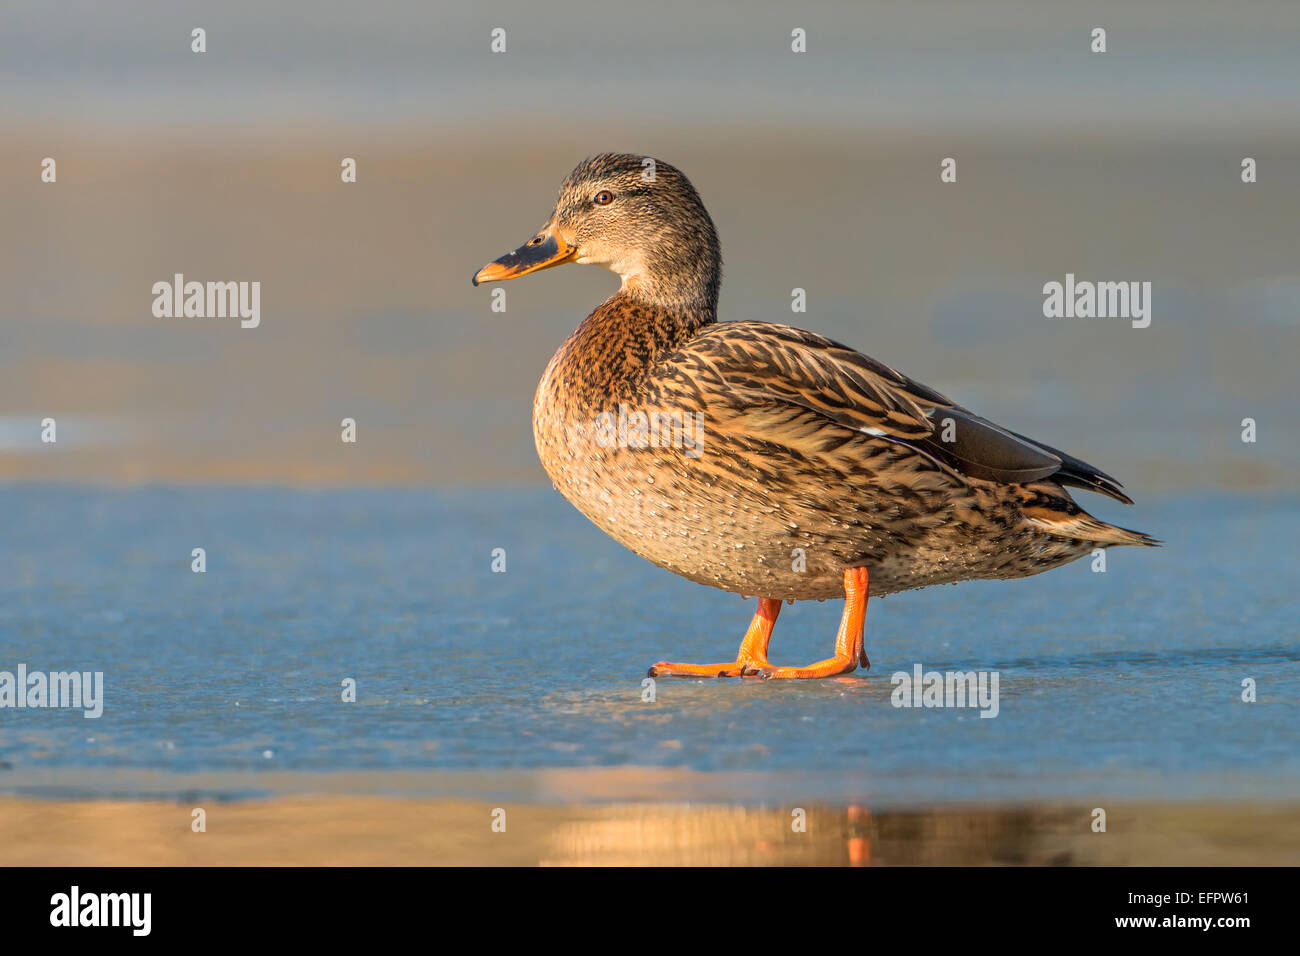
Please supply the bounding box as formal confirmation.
[474,154,1156,677]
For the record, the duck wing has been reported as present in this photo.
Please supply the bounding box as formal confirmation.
[671,321,1133,505]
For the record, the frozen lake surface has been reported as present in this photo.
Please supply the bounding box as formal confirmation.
[0,485,1296,805]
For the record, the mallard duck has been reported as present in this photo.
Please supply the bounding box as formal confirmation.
[473,154,1156,679]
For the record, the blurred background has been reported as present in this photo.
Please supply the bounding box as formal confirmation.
[2,0,1298,488]
[1,1,1298,864]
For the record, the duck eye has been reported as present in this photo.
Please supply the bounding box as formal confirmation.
[593,190,614,206]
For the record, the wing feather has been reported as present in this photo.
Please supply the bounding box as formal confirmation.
[673,321,1132,502]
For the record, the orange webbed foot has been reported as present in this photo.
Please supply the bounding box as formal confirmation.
[647,568,873,681]
[647,658,767,679]
[649,597,781,679]
[743,654,860,680]
[751,567,870,679]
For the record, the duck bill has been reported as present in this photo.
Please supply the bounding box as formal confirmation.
[472,226,576,286]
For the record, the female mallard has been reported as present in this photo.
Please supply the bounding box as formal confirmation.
[473,153,1156,679]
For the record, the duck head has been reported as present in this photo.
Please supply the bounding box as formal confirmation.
[473,153,721,312]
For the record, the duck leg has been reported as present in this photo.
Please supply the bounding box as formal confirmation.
[647,567,871,679]
[746,567,870,679]
[648,597,782,678]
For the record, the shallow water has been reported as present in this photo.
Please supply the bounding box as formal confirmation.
[0,485,1296,805]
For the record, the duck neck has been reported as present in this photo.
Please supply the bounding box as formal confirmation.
[556,290,715,401]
